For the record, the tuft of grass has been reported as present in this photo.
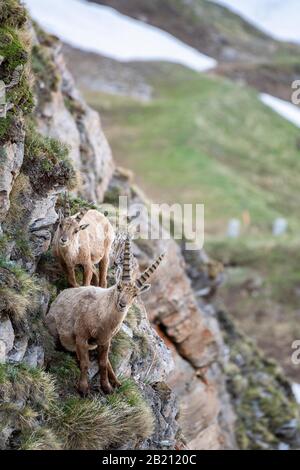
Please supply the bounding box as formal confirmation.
[31,44,58,91]
[0,0,28,29]
[0,23,33,142]
[0,26,28,73]
[55,194,98,219]
[0,363,57,410]
[31,43,59,106]
[110,329,133,370]
[5,173,31,225]
[64,96,85,117]
[0,24,33,122]
[51,381,154,450]
[0,114,15,144]
[0,233,11,257]
[125,304,142,330]
[48,352,80,391]
[22,120,76,193]
[20,427,62,450]
[0,258,41,326]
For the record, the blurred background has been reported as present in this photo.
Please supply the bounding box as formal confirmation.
[25,0,300,385]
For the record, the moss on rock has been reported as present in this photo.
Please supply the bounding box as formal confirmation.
[0,258,41,328]
[218,310,300,449]
[22,120,75,193]
[0,0,28,29]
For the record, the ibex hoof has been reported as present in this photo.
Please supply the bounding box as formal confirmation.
[101,382,113,394]
[78,382,90,397]
[111,378,121,388]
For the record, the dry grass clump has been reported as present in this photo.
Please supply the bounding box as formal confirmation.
[0,363,58,448]
[0,363,57,409]
[110,329,133,369]
[4,173,32,229]
[20,427,62,450]
[0,0,28,29]
[51,380,154,450]
[0,259,41,325]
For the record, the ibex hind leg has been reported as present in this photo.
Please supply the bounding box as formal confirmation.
[107,359,121,388]
[98,343,113,394]
[91,264,99,286]
[99,254,109,288]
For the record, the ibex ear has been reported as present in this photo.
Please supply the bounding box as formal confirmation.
[71,212,81,221]
[138,284,151,295]
[79,223,89,231]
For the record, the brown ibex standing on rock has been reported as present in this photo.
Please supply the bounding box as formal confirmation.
[52,209,114,288]
[46,237,165,395]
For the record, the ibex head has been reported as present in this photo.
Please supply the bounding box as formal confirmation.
[57,211,89,247]
[114,236,165,312]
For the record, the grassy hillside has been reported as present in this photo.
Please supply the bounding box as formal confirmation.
[84,63,300,236]
[206,237,300,379]
[90,0,300,101]
[90,0,299,62]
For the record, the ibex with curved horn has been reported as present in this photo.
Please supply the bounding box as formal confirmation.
[52,195,114,288]
[46,237,165,395]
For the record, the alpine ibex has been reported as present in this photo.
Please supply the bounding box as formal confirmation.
[46,237,165,395]
[52,209,114,288]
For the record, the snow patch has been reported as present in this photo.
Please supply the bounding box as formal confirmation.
[25,0,216,72]
[210,0,300,43]
[292,383,300,404]
[260,93,300,128]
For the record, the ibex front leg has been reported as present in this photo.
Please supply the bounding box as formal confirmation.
[76,336,90,396]
[107,358,121,388]
[98,342,113,394]
[66,265,79,288]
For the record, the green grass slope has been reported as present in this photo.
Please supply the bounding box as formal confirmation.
[206,237,300,379]
[85,64,300,236]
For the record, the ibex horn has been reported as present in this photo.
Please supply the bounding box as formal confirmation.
[122,236,132,283]
[136,253,165,288]
[64,192,71,217]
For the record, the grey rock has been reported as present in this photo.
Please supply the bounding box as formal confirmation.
[23,345,45,368]
[0,316,14,363]
[278,442,290,450]
[276,419,298,440]
[0,137,25,222]
[8,335,28,363]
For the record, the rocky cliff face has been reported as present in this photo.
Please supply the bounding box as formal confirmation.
[0,0,299,451]
[0,3,176,450]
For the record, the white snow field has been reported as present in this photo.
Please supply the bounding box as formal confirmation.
[211,0,300,43]
[260,94,300,129]
[292,383,300,405]
[25,0,216,72]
